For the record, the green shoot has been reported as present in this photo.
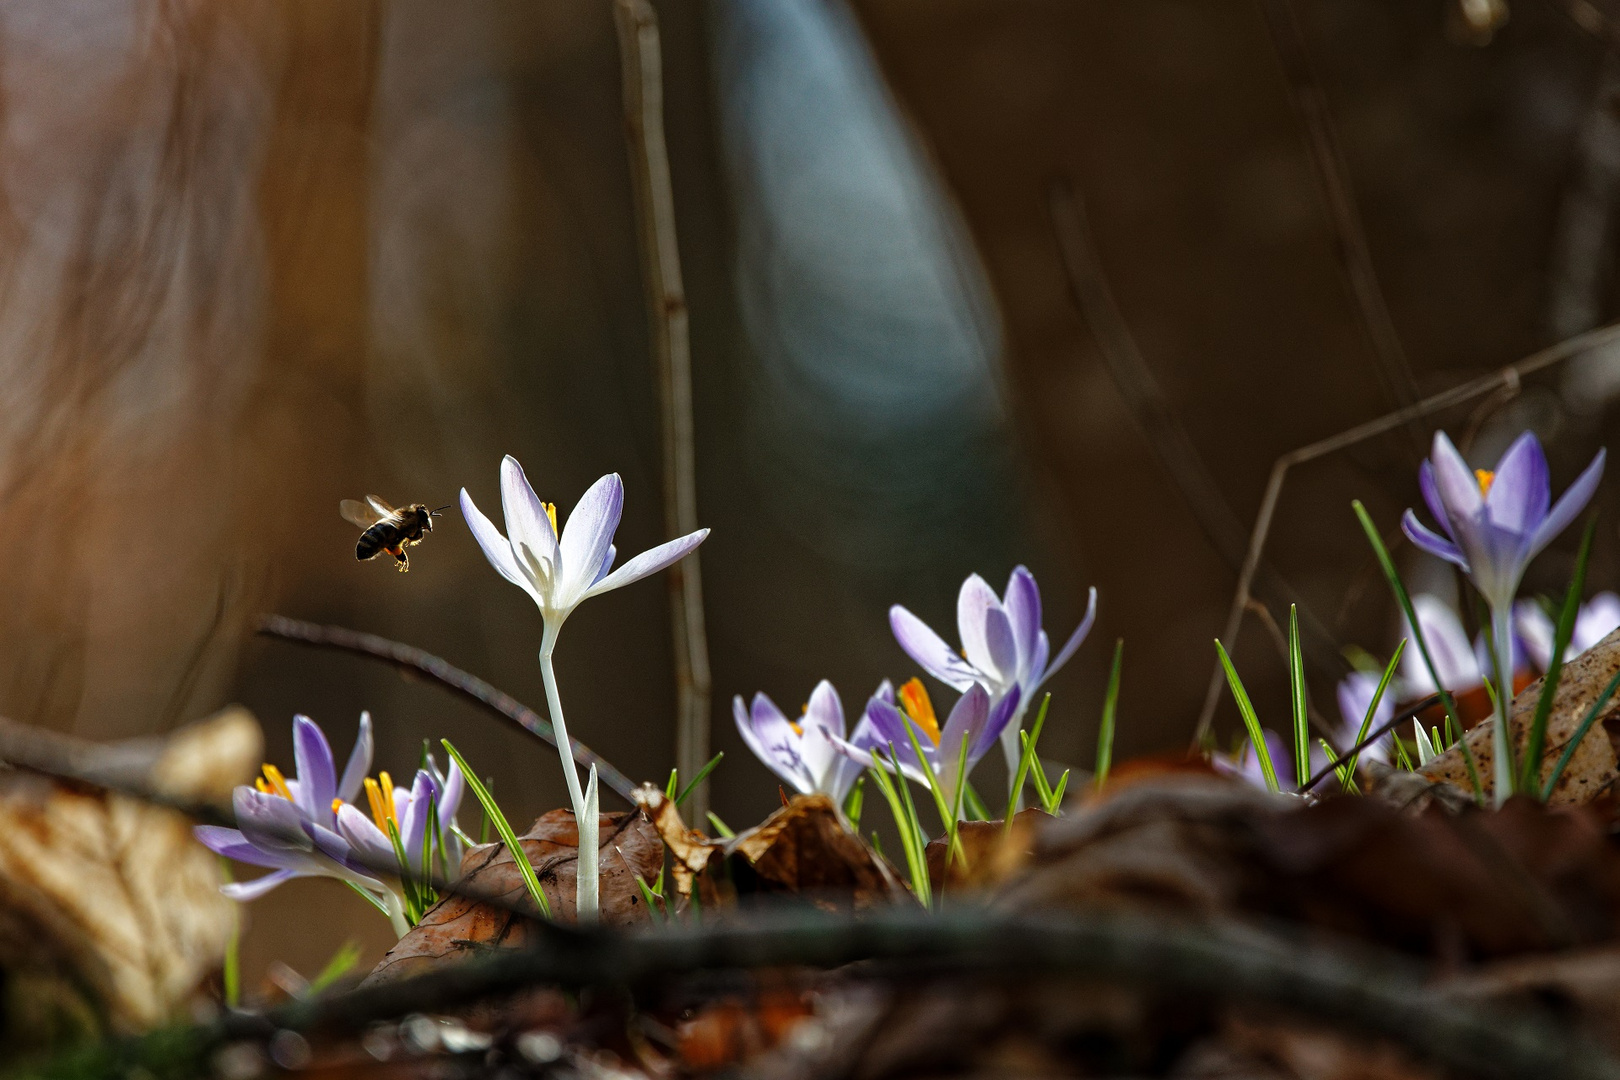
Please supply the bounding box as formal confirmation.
[383,818,419,924]
[1412,721,1436,767]
[1343,640,1405,791]
[1392,734,1416,772]
[1005,694,1051,828]
[1095,640,1124,791]
[1318,738,1354,792]
[344,880,393,919]
[963,782,990,820]
[1353,500,1484,803]
[1214,640,1278,792]
[1023,729,1058,806]
[706,811,735,838]
[1288,606,1309,790]
[664,767,680,801]
[1521,516,1597,795]
[900,718,956,833]
[866,752,931,907]
[944,732,971,877]
[844,776,865,832]
[478,776,493,845]
[1542,666,1620,799]
[307,940,364,994]
[676,752,724,807]
[1044,769,1070,813]
[441,740,551,919]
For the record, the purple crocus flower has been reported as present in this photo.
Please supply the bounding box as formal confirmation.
[1401,430,1604,804]
[1514,592,1620,671]
[461,456,708,923]
[830,679,1020,798]
[335,754,466,880]
[1212,729,1295,792]
[1335,671,1394,765]
[889,567,1096,779]
[1402,431,1603,612]
[195,713,411,935]
[733,680,879,803]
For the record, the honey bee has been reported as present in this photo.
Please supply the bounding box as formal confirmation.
[340,496,449,572]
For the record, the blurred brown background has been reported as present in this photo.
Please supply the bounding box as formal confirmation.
[0,0,1616,977]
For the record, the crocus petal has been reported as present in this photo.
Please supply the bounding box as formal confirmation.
[956,575,1001,675]
[222,870,297,902]
[1401,511,1470,571]
[1430,431,1484,521]
[233,787,313,853]
[439,756,465,832]
[982,607,1019,687]
[1418,462,1453,541]
[338,712,374,804]
[862,697,936,775]
[976,685,1022,763]
[336,804,399,870]
[501,456,561,573]
[797,684,843,793]
[594,544,617,585]
[735,694,812,793]
[194,826,311,871]
[889,606,979,691]
[1513,599,1556,671]
[1484,432,1550,537]
[936,683,989,770]
[1577,592,1620,654]
[557,473,624,604]
[1002,567,1042,680]
[1039,587,1098,690]
[1401,594,1481,694]
[461,488,535,596]
[1529,449,1606,559]
[583,529,708,600]
[292,715,338,825]
[801,679,846,741]
[397,770,438,865]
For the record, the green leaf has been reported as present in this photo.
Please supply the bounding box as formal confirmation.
[843,776,865,832]
[441,740,551,919]
[900,716,955,832]
[1343,640,1405,792]
[962,782,990,821]
[633,875,665,923]
[676,752,724,807]
[866,754,930,907]
[1005,694,1051,829]
[1288,606,1309,789]
[1095,640,1124,791]
[1214,639,1278,792]
[706,811,735,838]
[343,879,392,919]
[1352,500,1484,804]
[1022,729,1058,806]
[1522,515,1597,795]
[664,767,680,801]
[1318,738,1354,792]
[307,939,364,994]
[1044,769,1070,814]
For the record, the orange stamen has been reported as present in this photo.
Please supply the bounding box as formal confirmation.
[898,678,942,745]
[543,502,558,535]
[259,763,294,802]
[1475,469,1495,497]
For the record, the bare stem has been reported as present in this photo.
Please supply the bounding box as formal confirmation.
[540,629,597,923]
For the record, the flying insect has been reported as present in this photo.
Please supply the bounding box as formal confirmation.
[340,496,449,572]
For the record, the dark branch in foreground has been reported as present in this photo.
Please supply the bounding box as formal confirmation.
[43,908,1620,1080]
[256,614,637,803]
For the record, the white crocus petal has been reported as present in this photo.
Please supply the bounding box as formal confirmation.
[956,574,1001,676]
[557,474,624,607]
[583,530,709,600]
[461,488,537,598]
[1577,592,1620,653]
[798,681,844,792]
[501,455,559,568]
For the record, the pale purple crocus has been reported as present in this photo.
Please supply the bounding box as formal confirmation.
[1335,671,1394,765]
[335,753,466,881]
[1212,730,1296,792]
[734,680,880,803]
[462,457,708,923]
[831,680,1021,803]
[1402,430,1604,804]
[195,713,412,936]
[890,567,1096,787]
[1514,592,1620,671]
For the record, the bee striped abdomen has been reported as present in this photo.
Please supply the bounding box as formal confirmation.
[356,521,401,561]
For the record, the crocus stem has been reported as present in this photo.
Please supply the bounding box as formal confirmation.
[540,629,598,923]
[1490,603,1515,808]
[383,888,410,939]
[999,700,1028,811]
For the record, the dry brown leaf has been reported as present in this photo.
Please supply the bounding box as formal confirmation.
[924,808,1047,891]
[366,809,662,986]
[1421,626,1620,804]
[636,787,903,909]
[0,707,257,1043]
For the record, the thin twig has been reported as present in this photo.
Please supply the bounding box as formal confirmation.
[83,908,1620,1080]
[255,614,637,803]
[613,0,713,823]
[1192,321,1620,743]
[1257,0,1421,414]
[1300,693,1441,792]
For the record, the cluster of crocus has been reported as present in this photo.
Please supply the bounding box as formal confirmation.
[462,458,708,921]
[735,565,1093,820]
[1402,430,1604,804]
[1515,592,1620,672]
[195,713,465,937]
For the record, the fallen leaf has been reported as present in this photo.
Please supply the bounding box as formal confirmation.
[924,808,1047,891]
[366,809,663,986]
[1421,627,1620,804]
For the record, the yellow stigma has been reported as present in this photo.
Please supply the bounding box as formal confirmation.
[331,797,345,816]
[364,775,398,833]
[543,502,558,535]
[1475,469,1495,496]
[259,763,293,802]
[898,678,942,745]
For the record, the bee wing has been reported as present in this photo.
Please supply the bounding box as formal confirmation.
[340,499,387,528]
[365,495,396,517]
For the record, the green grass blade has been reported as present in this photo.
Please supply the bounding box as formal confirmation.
[1343,640,1405,791]
[963,781,990,820]
[1214,639,1278,792]
[866,756,929,907]
[383,818,420,924]
[1352,500,1483,803]
[1005,693,1051,827]
[1318,738,1354,792]
[1044,769,1070,813]
[307,940,364,994]
[1022,730,1057,806]
[664,767,679,801]
[1542,666,1620,799]
[888,747,933,908]
[441,740,551,919]
[843,776,865,832]
[634,875,665,923]
[1095,640,1124,791]
[676,752,724,807]
[1288,606,1308,789]
[1521,515,1597,794]
[945,732,971,875]
[706,811,735,838]
[900,718,954,830]
[343,879,392,919]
